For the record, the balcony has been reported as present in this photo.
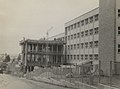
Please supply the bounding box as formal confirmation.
[27,50,63,55]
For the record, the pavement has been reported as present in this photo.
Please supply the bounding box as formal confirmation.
[0,74,71,89]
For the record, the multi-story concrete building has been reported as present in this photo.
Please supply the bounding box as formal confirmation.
[65,7,99,65]
[20,39,65,72]
[50,0,120,75]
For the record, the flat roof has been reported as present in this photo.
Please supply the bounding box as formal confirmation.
[20,39,64,45]
[65,7,99,25]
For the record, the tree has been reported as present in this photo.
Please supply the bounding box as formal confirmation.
[3,55,11,62]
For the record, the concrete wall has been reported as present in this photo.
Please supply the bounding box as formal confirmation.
[99,0,116,75]
[116,0,120,62]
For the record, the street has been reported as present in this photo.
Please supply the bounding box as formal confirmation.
[0,74,70,89]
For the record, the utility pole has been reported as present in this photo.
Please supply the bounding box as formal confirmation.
[46,27,53,40]
[46,27,53,66]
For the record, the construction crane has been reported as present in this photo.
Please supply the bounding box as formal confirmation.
[46,27,53,40]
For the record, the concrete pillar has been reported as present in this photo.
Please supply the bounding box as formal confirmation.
[57,45,58,53]
[31,44,34,52]
[52,45,53,52]
[99,0,116,76]
[42,44,43,52]
[25,42,28,66]
[36,43,38,52]
[34,54,36,62]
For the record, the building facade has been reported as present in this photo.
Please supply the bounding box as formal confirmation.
[50,0,120,75]
[99,0,120,75]
[20,39,64,72]
[65,8,99,65]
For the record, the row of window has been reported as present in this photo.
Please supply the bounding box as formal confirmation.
[118,27,120,35]
[56,37,65,41]
[118,9,120,17]
[67,41,99,50]
[67,54,98,60]
[118,44,120,53]
[65,14,99,35]
[64,9,119,35]
[67,27,99,40]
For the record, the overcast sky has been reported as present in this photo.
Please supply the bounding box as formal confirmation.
[0,0,99,55]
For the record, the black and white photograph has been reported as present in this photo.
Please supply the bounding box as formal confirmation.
[0,0,120,89]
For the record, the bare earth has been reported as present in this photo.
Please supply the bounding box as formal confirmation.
[0,74,69,89]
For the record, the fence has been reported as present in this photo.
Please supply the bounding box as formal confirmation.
[99,61,120,89]
[25,61,120,89]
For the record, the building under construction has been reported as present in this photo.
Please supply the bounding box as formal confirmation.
[20,39,65,72]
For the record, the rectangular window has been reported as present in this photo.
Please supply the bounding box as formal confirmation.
[85,42,88,48]
[65,37,67,42]
[77,55,79,60]
[74,55,76,60]
[74,44,76,49]
[94,54,98,60]
[81,31,84,37]
[68,26,70,31]
[81,43,84,48]
[89,16,93,23]
[94,41,99,48]
[71,25,73,30]
[118,49,120,53]
[77,22,80,27]
[81,55,84,60]
[85,30,88,36]
[118,27,120,35]
[85,18,88,25]
[74,23,76,29]
[67,55,69,60]
[118,44,120,53]
[81,20,84,26]
[30,44,32,51]
[85,55,88,60]
[71,45,73,50]
[68,45,70,50]
[89,42,93,48]
[89,29,93,35]
[77,33,80,38]
[33,44,36,51]
[94,27,99,34]
[71,35,73,39]
[74,34,76,39]
[68,36,70,40]
[118,9,120,17]
[94,14,99,21]
[89,55,93,60]
[77,44,80,49]
[71,55,72,60]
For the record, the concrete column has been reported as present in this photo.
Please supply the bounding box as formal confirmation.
[61,56,63,64]
[53,55,54,64]
[25,42,28,66]
[57,45,58,53]
[34,54,36,62]
[52,45,53,52]
[36,43,38,52]
[56,55,58,64]
[42,44,43,52]
[31,44,34,52]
